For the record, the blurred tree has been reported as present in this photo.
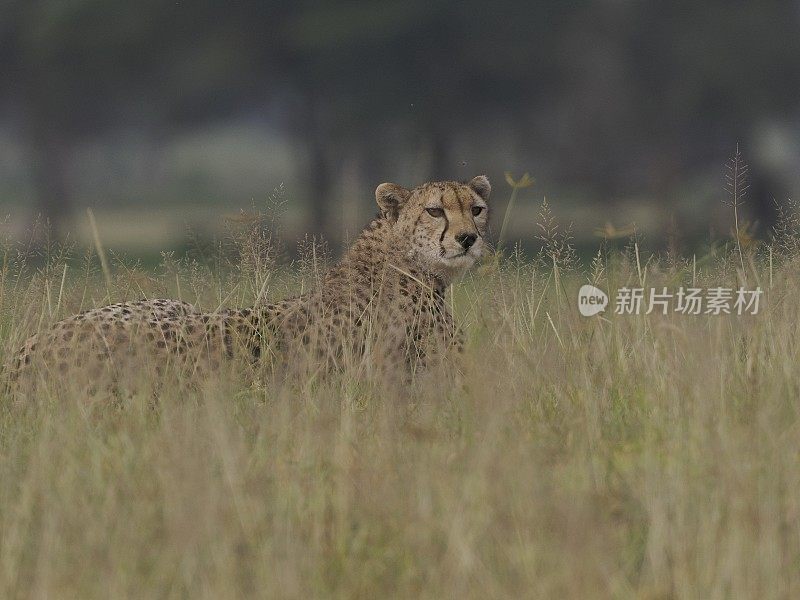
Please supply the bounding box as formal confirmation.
[0,0,798,240]
[0,0,287,235]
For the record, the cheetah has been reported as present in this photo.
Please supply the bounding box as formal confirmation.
[6,176,491,396]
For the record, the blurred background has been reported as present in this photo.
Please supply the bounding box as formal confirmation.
[1,0,799,259]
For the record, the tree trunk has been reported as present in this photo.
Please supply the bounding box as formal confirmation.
[427,125,450,181]
[308,123,331,240]
[298,93,336,242]
[24,86,72,242]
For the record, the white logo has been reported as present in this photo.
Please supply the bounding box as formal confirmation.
[578,284,608,317]
[577,286,763,316]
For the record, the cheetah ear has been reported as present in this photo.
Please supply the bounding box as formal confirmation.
[468,175,491,201]
[375,183,411,222]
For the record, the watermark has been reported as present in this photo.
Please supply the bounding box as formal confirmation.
[578,286,762,317]
[578,285,609,317]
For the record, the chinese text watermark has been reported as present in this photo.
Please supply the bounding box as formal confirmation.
[578,286,762,317]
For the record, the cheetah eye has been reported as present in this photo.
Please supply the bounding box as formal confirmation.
[471,206,484,216]
[426,207,444,218]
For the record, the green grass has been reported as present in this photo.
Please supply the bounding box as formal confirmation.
[2,218,800,598]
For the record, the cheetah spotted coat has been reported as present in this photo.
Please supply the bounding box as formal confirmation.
[7,177,491,396]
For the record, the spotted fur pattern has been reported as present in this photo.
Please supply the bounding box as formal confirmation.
[7,176,491,395]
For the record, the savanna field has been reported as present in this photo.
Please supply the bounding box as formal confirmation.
[3,192,800,599]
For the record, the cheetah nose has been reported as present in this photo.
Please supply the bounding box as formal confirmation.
[456,233,477,250]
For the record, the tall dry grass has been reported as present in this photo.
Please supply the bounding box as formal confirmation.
[2,198,800,598]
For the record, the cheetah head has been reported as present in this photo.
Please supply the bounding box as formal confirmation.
[375,176,491,281]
